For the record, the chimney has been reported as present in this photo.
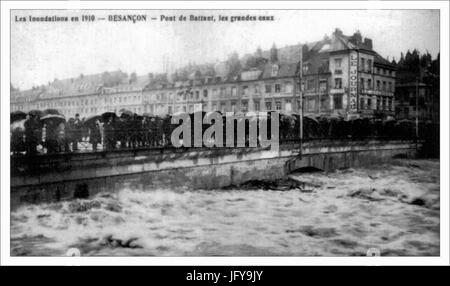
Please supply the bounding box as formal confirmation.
[363,38,373,50]
[270,43,278,63]
[333,28,343,37]
[352,30,362,44]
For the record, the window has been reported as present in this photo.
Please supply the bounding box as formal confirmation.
[360,98,365,109]
[231,87,237,97]
[367,79,372,89]
[285,99,292,112]
[303,63,310,74]
[376,80,381,90]
[360,78,365,90]
[275,84,281,93]
[231,101,237,112]
[334,94,343,109]
[195,90,199,99]
[334,58,342,68]
[306,98,315,112]
[275,101,282,111]
[242,86,249,96]
[367,59,372,72]
[388,82,393,92]
[367,98,372,109]
[334,78,342,89]
[203,89,208,98]
[220,102,226,112]
[254,85,260,94]
[271,65,279,77]
[307,79,315,91]
[382,81,387,91]
[220,87,226,97]
[265,84,272,93]
[241,100,248,112]
[254,101,260,111]
[319,80,327,91]
[265,101,272,111]
[361,58,365,71]
[285,82,293,93]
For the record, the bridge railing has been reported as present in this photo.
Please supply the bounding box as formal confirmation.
[11,119,433,157]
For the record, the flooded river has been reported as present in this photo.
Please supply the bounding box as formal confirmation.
[11,159,440,256]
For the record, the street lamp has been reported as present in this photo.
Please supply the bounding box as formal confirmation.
[415,77,419,139]
[298,48,304,148]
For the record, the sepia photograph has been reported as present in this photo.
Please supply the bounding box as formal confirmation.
[1,1,448,265]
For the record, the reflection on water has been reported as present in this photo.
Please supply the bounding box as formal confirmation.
[11,159,440,256]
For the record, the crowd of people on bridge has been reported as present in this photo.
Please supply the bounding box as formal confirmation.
[10,108,420,156]
[10,109,174,155]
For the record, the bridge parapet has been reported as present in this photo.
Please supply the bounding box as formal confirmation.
[10,139,421,208]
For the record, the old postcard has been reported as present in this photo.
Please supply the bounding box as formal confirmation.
[1,1,448,266]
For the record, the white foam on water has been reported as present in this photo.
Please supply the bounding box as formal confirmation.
[10,159,440,256]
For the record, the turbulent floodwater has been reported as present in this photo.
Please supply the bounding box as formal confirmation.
[11,159,440,256]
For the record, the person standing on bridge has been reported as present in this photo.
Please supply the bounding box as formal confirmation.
[72,113,82,151]
[104,117,116,150]
[89,119,102,151]
[66,118,77,152]
[24,114,41,155]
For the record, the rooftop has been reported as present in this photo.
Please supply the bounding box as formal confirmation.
[12,28,395,98]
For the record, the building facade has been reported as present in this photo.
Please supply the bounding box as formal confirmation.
[142,50,300,116]
[394,54,440,124]
[395,81,439,123]
[301,29,396,119]
[11,28,396,121]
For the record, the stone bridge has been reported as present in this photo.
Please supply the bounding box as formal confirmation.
[10,139,421,208]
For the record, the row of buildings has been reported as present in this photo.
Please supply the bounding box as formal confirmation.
[11,28,435,123]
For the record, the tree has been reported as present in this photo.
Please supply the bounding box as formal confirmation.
[102,71,128,87]
[429,52,440,76]
[256,46,263,58]
[244,55,267,69]
[396,49,440,83]
[399,52,405,64]
[10,83,19,92]
[226,52,242,77]
[129,72,137,84]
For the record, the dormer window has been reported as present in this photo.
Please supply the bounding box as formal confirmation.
[302,63,310,74]
[271,64,279,77]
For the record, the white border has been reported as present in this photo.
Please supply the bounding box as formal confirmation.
[1,1,449,266]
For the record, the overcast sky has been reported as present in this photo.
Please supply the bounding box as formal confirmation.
[11,9,440,90]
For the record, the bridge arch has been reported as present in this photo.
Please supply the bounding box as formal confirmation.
[289,166,324,174]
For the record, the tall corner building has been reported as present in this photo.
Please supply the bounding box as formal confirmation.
[301,28,397,119]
